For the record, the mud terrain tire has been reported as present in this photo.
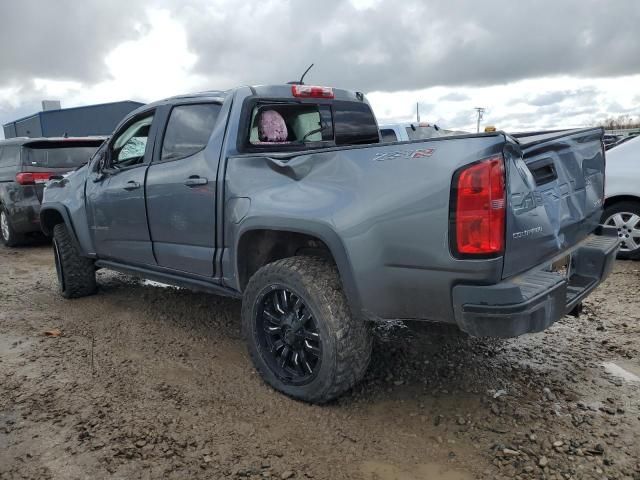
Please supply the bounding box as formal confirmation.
[53,223,96,298]
[242,256,372,403]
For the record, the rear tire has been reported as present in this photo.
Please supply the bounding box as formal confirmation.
[602,201,640,260]
[52,223,97,298]
[242,256,372,403]
[0,206,24,247]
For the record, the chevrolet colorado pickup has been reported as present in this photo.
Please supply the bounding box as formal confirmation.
[40,84,619,403]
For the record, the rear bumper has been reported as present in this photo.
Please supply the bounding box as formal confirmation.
[452,228,619,337]
[2,184,43,234]
[7,199,42,234]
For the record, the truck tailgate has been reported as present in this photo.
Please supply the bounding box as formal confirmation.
[503,128,605,278]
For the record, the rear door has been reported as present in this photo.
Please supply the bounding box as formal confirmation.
[86,109,159,265]
[145,102,223,276]
[503,128,605,277]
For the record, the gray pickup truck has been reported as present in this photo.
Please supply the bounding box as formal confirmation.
[41,84,619,403]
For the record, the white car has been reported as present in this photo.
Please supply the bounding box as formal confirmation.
[603,135,640,259]
[378,122,446,142]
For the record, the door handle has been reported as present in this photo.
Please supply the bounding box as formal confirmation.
[184,176,208,187]
[123,181,141,191]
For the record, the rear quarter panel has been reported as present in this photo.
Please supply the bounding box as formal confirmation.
[224,135,507,323]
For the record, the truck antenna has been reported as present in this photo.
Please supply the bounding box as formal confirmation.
[287,64,315,85]
[299,63,314,84]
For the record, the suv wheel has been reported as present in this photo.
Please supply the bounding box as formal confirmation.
[242,256,372,403]
[52,223,97,298]
[0,206,24,247]
[602,201,640,260]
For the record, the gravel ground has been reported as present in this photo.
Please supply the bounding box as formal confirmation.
[1,244,639,480]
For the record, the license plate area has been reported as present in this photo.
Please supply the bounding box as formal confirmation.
[547,254,572,278]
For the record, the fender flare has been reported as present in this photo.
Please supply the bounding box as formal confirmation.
[234,217,362,315]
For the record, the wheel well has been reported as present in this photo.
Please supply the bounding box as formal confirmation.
[40,209,65,235]
[604,195,640,209]
[237,230,334,291]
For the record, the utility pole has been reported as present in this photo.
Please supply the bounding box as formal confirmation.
[416,102,420,123]
[474,107,485,133]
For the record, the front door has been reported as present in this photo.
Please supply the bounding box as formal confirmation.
[145,102,223,276]
[86,110,158,265]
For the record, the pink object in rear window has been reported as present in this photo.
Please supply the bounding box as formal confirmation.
[258,110,288,142]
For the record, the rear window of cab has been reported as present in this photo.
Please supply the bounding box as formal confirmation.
[243,100,380,151]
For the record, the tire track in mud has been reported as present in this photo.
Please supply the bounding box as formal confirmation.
[1,245,639,479]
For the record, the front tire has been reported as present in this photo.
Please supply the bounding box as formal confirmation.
[602,201,640,260]
[242,256,372,403]
[52,223,97,298]
[0,206,24,247]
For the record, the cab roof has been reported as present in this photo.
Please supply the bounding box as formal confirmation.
[139,84,365,110]
[0,136,107,147]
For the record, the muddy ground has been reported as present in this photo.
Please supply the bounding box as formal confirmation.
[1,244,639,480]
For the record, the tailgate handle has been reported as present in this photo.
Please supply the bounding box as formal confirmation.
[528,158,557,186]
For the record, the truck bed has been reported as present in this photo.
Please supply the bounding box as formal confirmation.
[224,127,607,326]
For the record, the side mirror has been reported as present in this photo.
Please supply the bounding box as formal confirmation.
[92,152,109,182]
[96,151,107,172]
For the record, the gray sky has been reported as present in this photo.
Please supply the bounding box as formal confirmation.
[1,0,639,136]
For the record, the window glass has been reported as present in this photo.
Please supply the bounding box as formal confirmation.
[380,129,398,143]
[161,103,221,162]
[333,101,380,145]
[0,146,20,167]
[23,143,102,168]
[112,114,154,167]
[249,104,333,145]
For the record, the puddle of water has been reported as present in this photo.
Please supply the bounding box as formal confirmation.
[603,362,640,383]
[361,461,472,480]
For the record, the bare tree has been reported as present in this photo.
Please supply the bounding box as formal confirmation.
[595,115,640,130]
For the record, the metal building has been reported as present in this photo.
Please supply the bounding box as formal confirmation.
[3,100,144,139]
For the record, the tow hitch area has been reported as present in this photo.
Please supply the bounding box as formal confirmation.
[568,302,583,317]
[452,230,619,337]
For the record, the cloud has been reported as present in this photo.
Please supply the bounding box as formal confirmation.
[528,91,573,107]
[2,0,640,95]
[367,75,640,132]
[170,0,640,92]
[0,10,207,133]
[0,0,148,85]
[526,87,598,107]
[1,0,640,137]
[439,92,470,102]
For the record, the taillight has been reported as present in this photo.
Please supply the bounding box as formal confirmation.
[451,155,506,257]
[291,85,334,99]
[16,172,54,185]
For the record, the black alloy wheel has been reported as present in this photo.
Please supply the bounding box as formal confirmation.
[255,286,322,385]
[242,256,372,403]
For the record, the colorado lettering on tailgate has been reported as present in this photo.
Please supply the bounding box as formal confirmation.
[511,172,602,215]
